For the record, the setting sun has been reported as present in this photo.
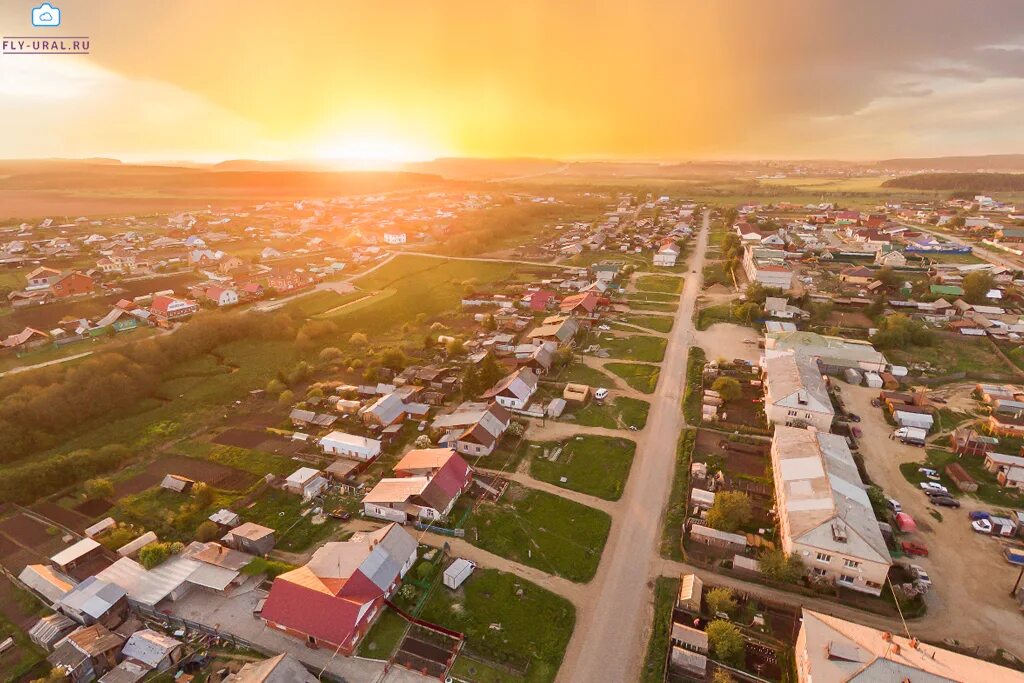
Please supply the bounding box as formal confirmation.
[310,132,442,169]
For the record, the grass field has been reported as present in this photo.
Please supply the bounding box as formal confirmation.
[640,576,681,683]
[282,289,365,318]
[530,435,636,500]
[635,274,683,294]
[419,568,575,683]
[593,334,667,362]
[554,361,612,387]
[571,396,650,430]
[622,314,674,333]
[887,334,1013,377]
[626,300,677,312]
[464,484,610,582]
[606,362,660,393]
[240,489,345,552]
[661,429,695,560]
[357,607,408,659]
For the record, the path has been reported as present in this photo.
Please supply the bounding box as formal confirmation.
[476,468,619,515]
[0,350,93,377]
[558,209,710,683]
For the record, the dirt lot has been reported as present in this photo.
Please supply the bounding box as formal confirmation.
[0,513,68,574]
[827,310,874,328]
[842,383,1024,653]
[28,502,92,533]
[694,430,768,479]
[113,455,257,498]
[693,323,760,363]
[224,412,283,430]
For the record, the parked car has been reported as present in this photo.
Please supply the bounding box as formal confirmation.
[931,496,960,508]
[871,398,881,408]
[920,482,948,494]
[911,564,932,588]
[901,541,929,557]
[968,510,991,521]
[972,519,993,534]
[918,467,940,481]
[327,508,352,521]
[594,388,609,401]
[851,426,863,438]
[887,498,902,513]
[847,413,861,422]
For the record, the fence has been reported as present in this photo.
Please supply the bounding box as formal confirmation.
[414,522,465,538]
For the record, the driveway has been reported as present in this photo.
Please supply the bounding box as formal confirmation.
[841,383,1024,652]
[557,210,711,683]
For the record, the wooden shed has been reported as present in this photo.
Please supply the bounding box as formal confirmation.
[945,462,978,493]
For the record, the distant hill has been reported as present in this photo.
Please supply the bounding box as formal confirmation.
[875,154,1024,172]
[881,172,1024,191]
[401,157,567,180]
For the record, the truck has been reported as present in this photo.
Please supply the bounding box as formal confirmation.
[893,426,927,446]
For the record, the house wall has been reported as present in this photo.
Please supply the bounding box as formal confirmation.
[786,538,888,595]
[362,503,409,523]
[765,402,833,432]
[456,439,495,457]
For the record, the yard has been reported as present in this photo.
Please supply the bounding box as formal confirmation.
[239,488,348,552]
[418,568,575,683]
[606,362,660,393]
[899,448,1024,508]
[529,435,636,501]
[635,275,683,294]
[695,304,750,332]
[570,396,650,430]
[622,314,674,333]
[553,361,613,388]
[591,334,667,363]
[463,484,611,582]
[357,606,409,659]
[886,333,1015,377]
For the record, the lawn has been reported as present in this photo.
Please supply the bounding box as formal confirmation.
[640,576,680,683]
[240,489,344,552]
[356,606,408,659]
[282,289,365,318]
[627,300,677,313]
[571,396,650,430]
[886,334,1013,377]
[635,274,683,294]
[592,334,667,363]
[529,435,636,500]
[696,304,741,331]
[417,568,575,683]
[606,362,660,393]
[463,484,611,582]
[899,448,1024,508]
[661,429,695,560]
[623,314,674,333]
[554,361,613,388]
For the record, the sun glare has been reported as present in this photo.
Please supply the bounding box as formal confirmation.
[311,133,439,170]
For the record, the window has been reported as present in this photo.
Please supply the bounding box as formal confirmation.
[843,559,860,569]
[812,567,827,577]
[815,552,832,563]
[787,409,798,417]
[839,574,856,584]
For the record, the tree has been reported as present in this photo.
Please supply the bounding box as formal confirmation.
[139,541,175,569]
[707,620,745,666]
[414,435,433,448]
[349,332,369,346]
[195,520,221,543]
[266,378,285,395]
[731,302,761,324]
[379,349,406,371]
[758,548,805,584]
[191,482,214,508]
[711,377,742,402]
[876,266,900,288]
[963,271,995,304]
[706,491,752,533]
[871,314,933,349]
[483,314,497,331]
[446,339,466,356]
[83,478,114,501]
[711,669,736,683]
[319,347,343,362]
[705,587,738,617]
[278,389,295,405]
[30,668,68,683]
[947,215,966,229]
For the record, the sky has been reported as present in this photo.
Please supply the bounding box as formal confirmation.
[1,0,1023,163]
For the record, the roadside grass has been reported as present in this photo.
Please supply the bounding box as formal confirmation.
[606,362,660,394]
[553,361,613,388]
[418,568,575,683]
[682,347,707,425]
[702,262,734,288]
[570,396,650,430]
[240,489,344,552]
[641,576,681,683]
[898,448,1024,508]
[463,484,611,582]
[282,289,364,318]
[623,315,674,333]
[627,301,677,313]
[887,334,1015,377]
[529,435,636,500]
[696,304,740,331]
[592,334,667,363]
[470,439,530,474]
[635,275,683,294]
[450,656,522,683]
[356,606,408,659]
[625,291,678,303]
[661,429,696,561]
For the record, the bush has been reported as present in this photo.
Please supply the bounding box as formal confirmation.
[758,548,805,584]
[711,377,742,402]
[83,478,114,500]
[705,587,738,617]
[706,491,752,533]
[139,541,182,570]
[707,620,745,666]
[194,520,221,543]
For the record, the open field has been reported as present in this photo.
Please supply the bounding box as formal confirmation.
[622,314,674,333]
[592,334,667,362]
[605,362,660,393]
[635,275,683,294]
[529,435,636,500]
[463,484,611,582]
[570,396,649,430]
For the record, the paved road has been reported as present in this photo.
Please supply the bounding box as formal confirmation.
[558,210,710,683]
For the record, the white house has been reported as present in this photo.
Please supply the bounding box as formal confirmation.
[320,431,382,461]
[284,468,329,501]
[653,241,681,267]
[205,286,239,307]
[383,232,407,245]
[481,368,538,411]
[764,353,835,431]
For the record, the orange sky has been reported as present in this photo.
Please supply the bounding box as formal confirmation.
[1,0,1023,162]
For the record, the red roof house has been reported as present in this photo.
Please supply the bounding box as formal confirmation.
[523,289,557,311]
[559,291,600,316]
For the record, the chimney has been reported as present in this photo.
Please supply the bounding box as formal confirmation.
[892,643,901,656]
[909,638,919,650]
[882,632,892,642]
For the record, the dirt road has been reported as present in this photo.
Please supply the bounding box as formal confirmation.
[557,210,710,683]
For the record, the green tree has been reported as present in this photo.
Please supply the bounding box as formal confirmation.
[349,332,369,346]
[871,314,934,349]
[758,548,805,584]
[705,587,738,617]
[319,347,343,362]
[194,520,221,543]
[876,266,900,288]
[266,378,285,395]
[191,482,214,508]
[379,348,407,371]
[712,669,736,683]
[83,478,114,501]
[278,389,295,405]
[707,620,745,666]
[711,377,742,402]
[706,491,752,533]
[963,271,995,304]
[731,302,761,324]
[446,339,466,356]
[139,541,175,569]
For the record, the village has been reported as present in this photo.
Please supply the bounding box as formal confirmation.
[3,185,1024,683]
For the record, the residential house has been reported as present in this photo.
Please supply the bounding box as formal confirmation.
[764,297,809,320]
[653,241,681,267]
[874,247,906,267]
[771,426,891,595]
[51,271,95,298]
[763,353,834,431]
[319,431,382,461]
[795,609,1024,683]
[57,577,128,628]
[383,232,407,244]
[26,266,61,290]
[149,295,199,320]
[283,467,329,501]
[481,368,538,411]
[839,266,874,285]
[742,247,793,290]
[205,285,239,307]
[48,624,124,682]
[222,523,276,556]
[559,292,601,317]
[431,401,511,457]
[225,653,319,682]
[2,326,49,350]
[260,524,417,654]
[527,315,579,346]
[50,538,104,572]
[764,330,888,373]
[363,450,472,523]
[521,289,557,312]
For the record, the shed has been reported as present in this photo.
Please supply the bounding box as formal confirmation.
[117,532,158,558]
[28,613,76,650]
[945,462,978,493]
[84,518,117,539]
[863,371,884,389]
[688,524,746,551]
[894,512,917,533]
[894,410,934,430]
[677,574,703,612]
[208,509,240,528]
[325,458,361,482]
[843,368,863,385]
[19,565,75,604]
[50,538,102,571]
[546,398,567,418]
[159,474,195,493]
[733,555,761,573]
[443,558,476,590]
[562,383,591,403]
[690,488,715,510]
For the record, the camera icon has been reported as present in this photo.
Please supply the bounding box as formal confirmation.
[32,3,61,27]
